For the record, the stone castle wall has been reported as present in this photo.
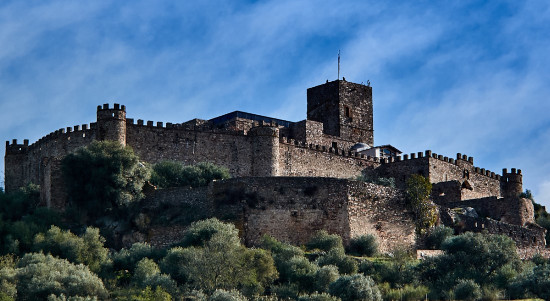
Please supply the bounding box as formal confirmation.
[375,150,502,201]
[208,177,415,250]
[5,124,97,205]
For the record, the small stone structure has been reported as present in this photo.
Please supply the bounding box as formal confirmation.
[4,79,547,250]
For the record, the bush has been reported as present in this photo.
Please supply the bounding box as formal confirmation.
[209,289,248,301]
[112,242,163,273]
[13,253,107,300]
[113,286,173,301]
[424,226,454,250]
[453,279,482,301]
[180,218,240,248]
[33,226,109,273]
[62,141,149,219]
[162,220,276,295]
[379,283,429,301]
[329,274,382,301]
[406,175,436,234]
[297,292,341,301]
[280,256,318,293]
[314,265,339,292]
[508,263,550,300]
[348,235,378,257]
[418,233,521,297]
[150,161,230,189]
[316,249,358,275]
[306,230,344,252]
[133,258,161,285]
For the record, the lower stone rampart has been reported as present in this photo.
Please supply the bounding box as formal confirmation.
[444,197,535,226]
[440,209,546,248]
[141,177,416,251]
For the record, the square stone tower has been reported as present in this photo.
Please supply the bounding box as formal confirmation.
[306,79,374,146]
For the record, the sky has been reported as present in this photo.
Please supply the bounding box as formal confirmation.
[1,1,550,207]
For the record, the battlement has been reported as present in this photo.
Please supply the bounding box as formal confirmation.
[279,135,376,162]
[379,149,501,180]
[97,103,126,112]
[5,139,30,154]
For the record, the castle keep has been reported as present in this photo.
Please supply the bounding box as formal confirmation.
[4,79,547,251]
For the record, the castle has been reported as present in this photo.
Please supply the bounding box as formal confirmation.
[4,79,547,251]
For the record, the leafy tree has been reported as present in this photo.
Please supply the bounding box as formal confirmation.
[111,242,164,274]
[406,174,436,234]
[33,226,109,273]
[4,253,108,300]
[314,265,339,292]
[114,286,173,301]
[179,218,240,248]
[347,235,378,257]
[306,230,344,253]
[508,263,550,300]
[418,232,521,298]
[453,279,482,301]
[316,249,358,275]
[150,161,230,189]
[329,274,382,301]
[424,225,454,250]
[62,141,149,219]
[161,219,276,295]
[209,289,248,301]
[297,292,341,301]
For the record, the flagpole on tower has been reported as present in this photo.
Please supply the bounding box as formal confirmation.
[338,50,340,80]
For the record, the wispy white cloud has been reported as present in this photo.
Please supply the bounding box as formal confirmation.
[1,0,550,208]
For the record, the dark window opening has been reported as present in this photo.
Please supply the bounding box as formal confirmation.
[344,106,352,120]
[332,142,338,149]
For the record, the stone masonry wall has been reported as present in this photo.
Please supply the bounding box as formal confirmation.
[209,177,415,250]
[346,181,416,252]
[375,151,501,201]
[444,197,535,226]
[5,125,96,198]
[278,138,378,178]
[125,122,255,177]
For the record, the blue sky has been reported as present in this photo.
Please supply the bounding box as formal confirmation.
[1,1,550,207]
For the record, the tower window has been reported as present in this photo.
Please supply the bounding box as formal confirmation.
[344,106,352,121]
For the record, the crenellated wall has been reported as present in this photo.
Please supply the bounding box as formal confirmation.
[374,149,518,202]
[4,123,97,207]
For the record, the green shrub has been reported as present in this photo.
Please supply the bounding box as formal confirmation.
[150,161,230,189]
[424,225,454,249]
[348,234,378,257]
[329,274,382,301]
[113,286,173,301]
[133,258,161,285]
[314,265,339,292]
[62,141,149,220]
[180,218,240,248]
[162,220,276,295]
[508,263,550,300]
[453,279,482,301]
[209,289,248,301]
[280,256,318,293]
[406,174,436,234]
[419,233,521,297]
[112,242,163,273]
[379,283,429,301]
[306,230,344,252]
[13,253,107,300]
[33,226,109,273]
[316,249,358,275]
[297,292,341,301]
